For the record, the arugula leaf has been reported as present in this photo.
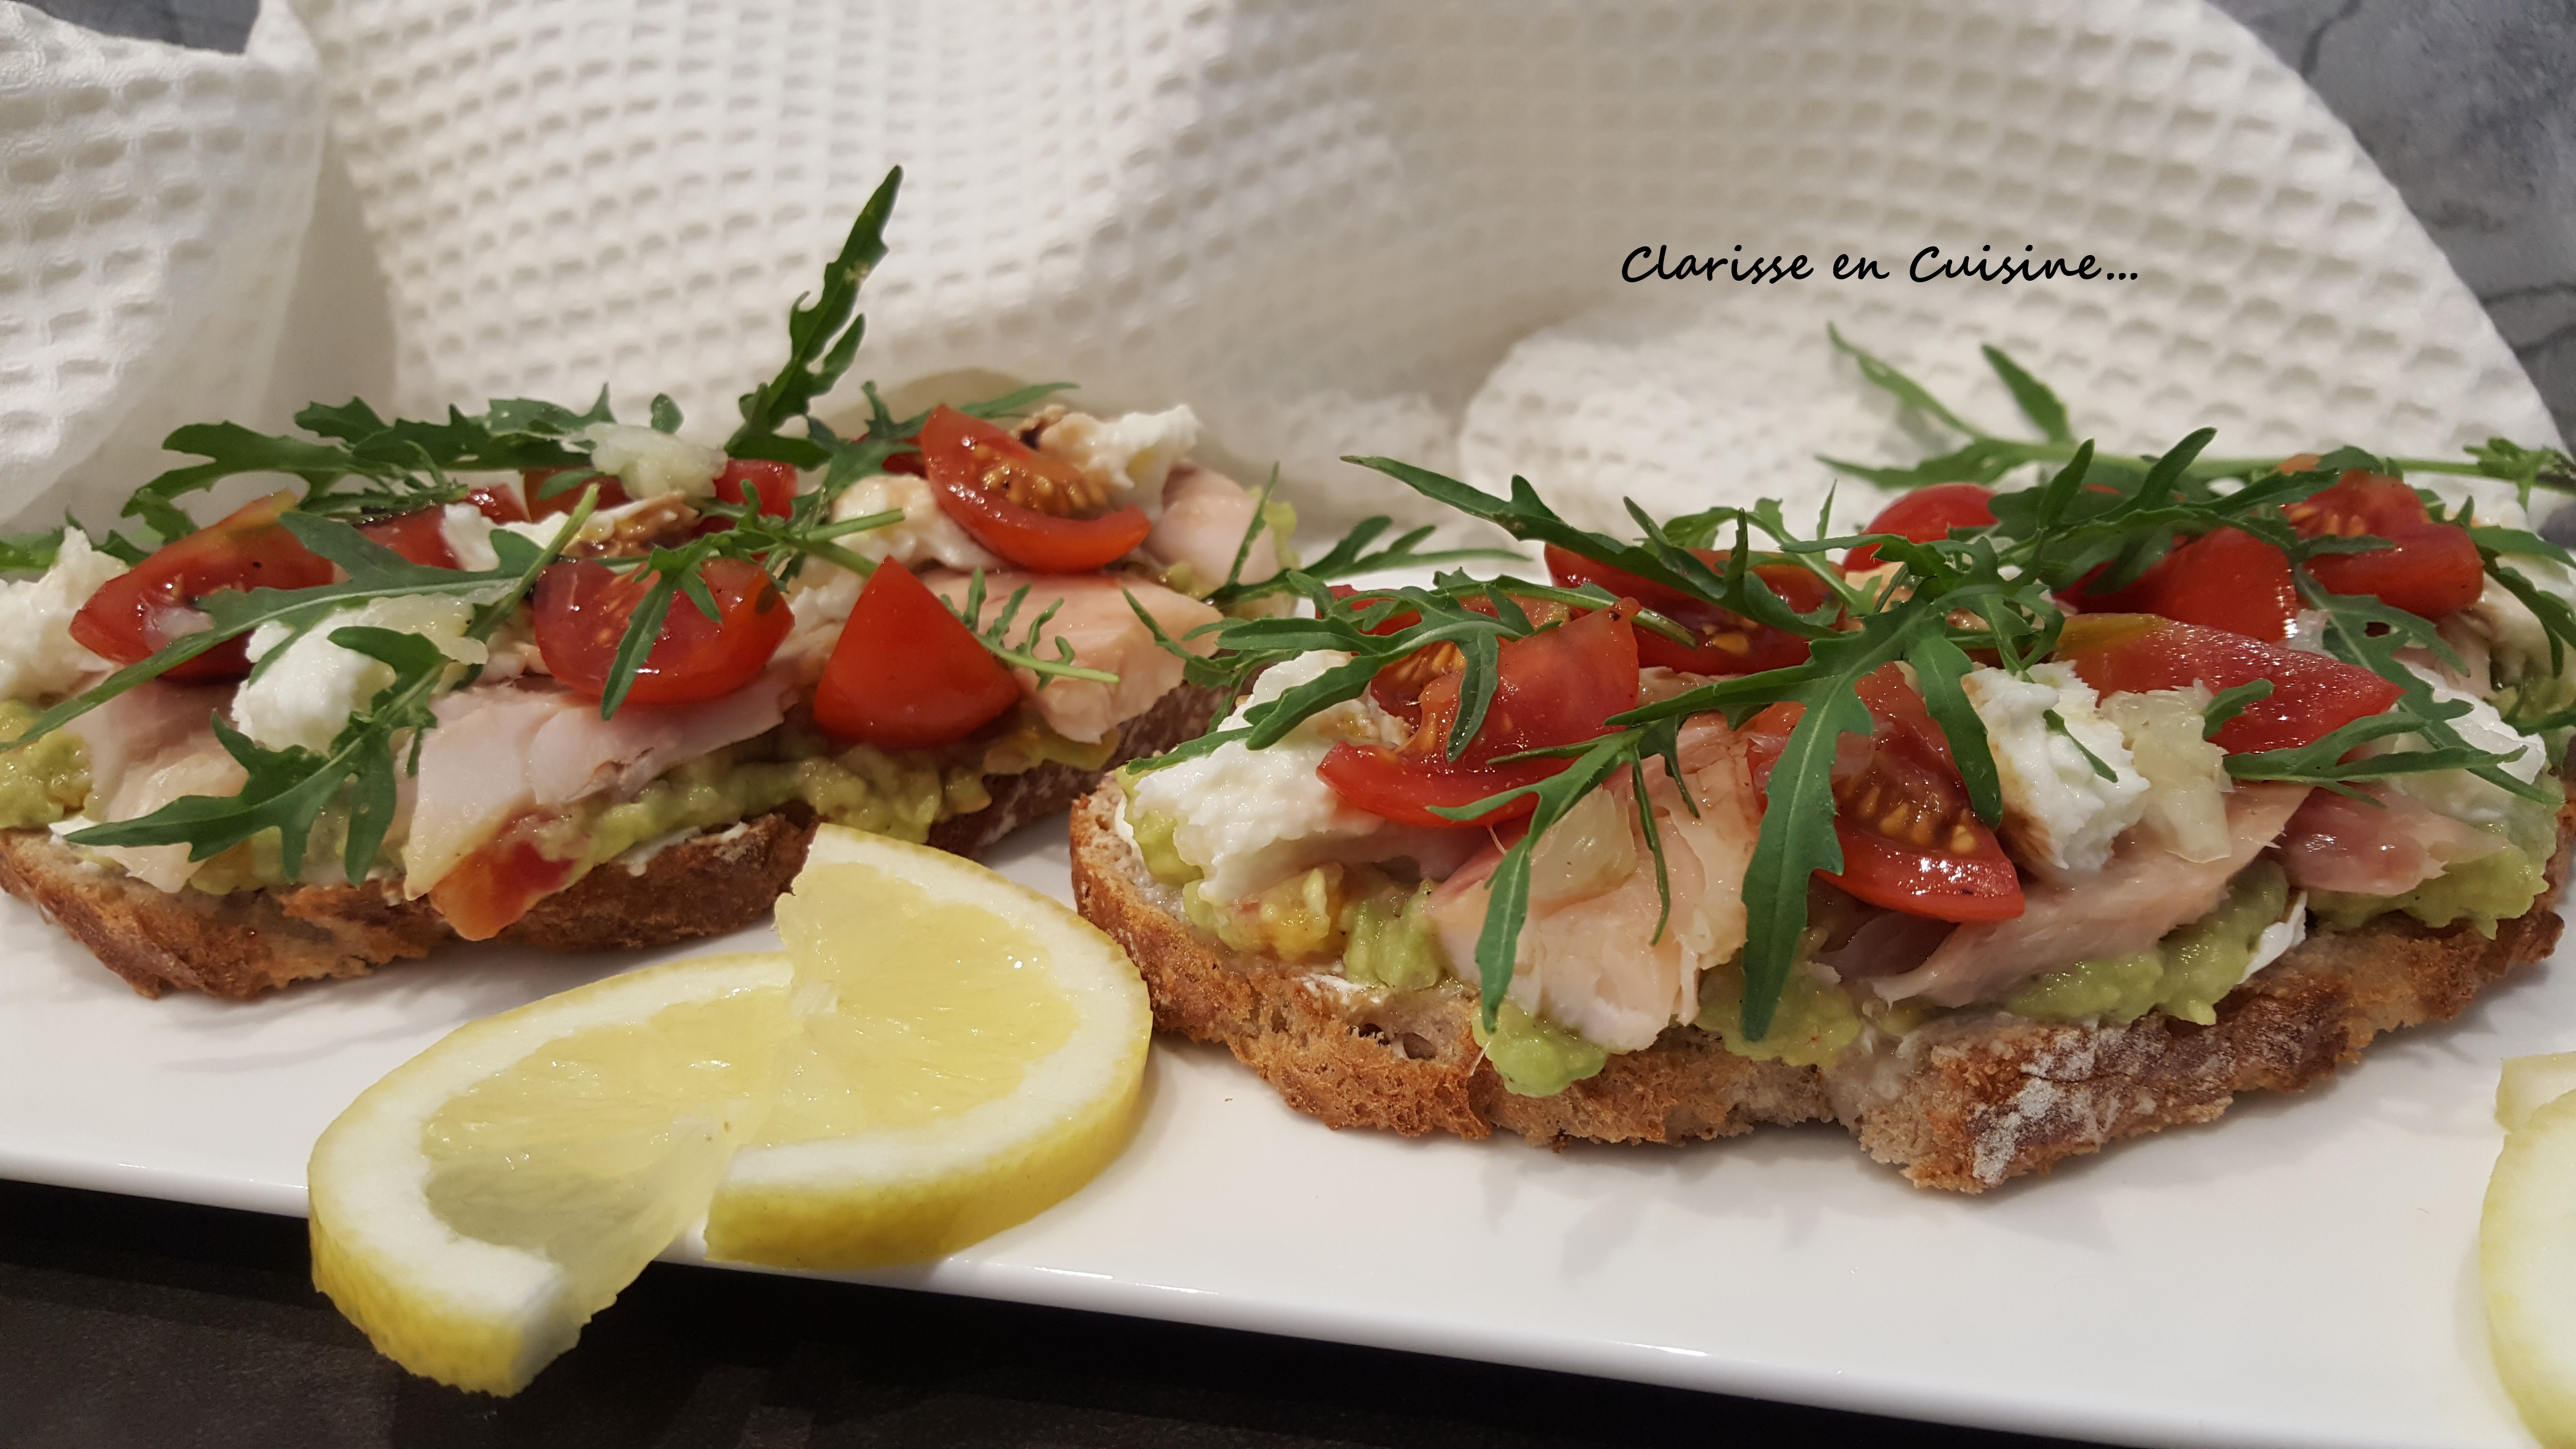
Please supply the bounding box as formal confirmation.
[956,383,1077,419]
[726,167,901,466]
[1207,510,1521,608]
[1828,324,1984,437]
[2203,681,2274,739]
[1982,344,2071,443]
[0,526,64,574]
[950,571,1120,688]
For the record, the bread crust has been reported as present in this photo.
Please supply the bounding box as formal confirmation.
[1068,778,2574,1190]
[3,684,1228,1000]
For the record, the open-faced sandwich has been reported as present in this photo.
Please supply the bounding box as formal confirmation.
[1071,338,2576,1191]
[0,169,1300,1000]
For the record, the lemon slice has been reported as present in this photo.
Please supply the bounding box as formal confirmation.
[2482,1050,2576,1444]
[703,825,1151,1270]
[2499,1051,2576,1133]
[308,953,794,1395]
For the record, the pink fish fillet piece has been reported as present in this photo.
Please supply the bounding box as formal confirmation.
[1875,783,2312,1008]
[925,571,1219,744]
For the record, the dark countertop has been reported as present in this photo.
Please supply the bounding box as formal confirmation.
[7,3,2572,1446]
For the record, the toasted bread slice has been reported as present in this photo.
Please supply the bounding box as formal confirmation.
[3,684,1226,1000]
[1069,779,2574,1189]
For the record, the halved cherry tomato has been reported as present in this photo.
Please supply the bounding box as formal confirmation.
[2051,613,2404,754]
[1843,482,1997,572]
[69,491,337,680]
[814,562,1021,749]
[2286,469,2483,619]
[2069,526,2300,642]
[526,467,631,520]
[919,405,1151,572]
[532,557,791,705]
[1363,596,1561,726]
[1740,665,2023,923]
[714,459,799,519]
[1313,747,1566,828]
[429,812,586,941]
[358,508,460,568]
[1543,546,1832,676]
[1320,605,1641,827]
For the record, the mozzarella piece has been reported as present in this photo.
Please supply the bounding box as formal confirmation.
[1038,405,1201,498]
[234,595,487,753]
[1962,662,2149,880]
[439,503,503,571]
[833,471,1001,571]
[0,532,126,702]
[580,422,723,499]
[1128,650,1476,904]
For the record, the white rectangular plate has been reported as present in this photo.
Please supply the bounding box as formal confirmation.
[0,819,2557,1449]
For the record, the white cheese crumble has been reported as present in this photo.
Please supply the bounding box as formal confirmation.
[2379,663,2546,825]
[0,532,126,702]
[234,595,487,753]
[438,503,503,572]
[580,422,723,499]
[1038,405,1201,498]
[1962,662,2149,880]
[832,471,1001,571]
[1127,650,1459,905]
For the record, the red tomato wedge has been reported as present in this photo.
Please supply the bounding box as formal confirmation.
[1320,605,1641,827]
[1543,545,1830,675]
[2069,526,2300,642]
[2051,613,2403,754]
[70,491,337,681]
[714,458,799,519]
[2285,469,2483,619]
[532,557,791,706]
[813,562,1021,749]
[1741,665,2023,923]
[358,508,460,568]
[919,406,1151,572]
[1843,482,1997,572]
[429,812,585,941]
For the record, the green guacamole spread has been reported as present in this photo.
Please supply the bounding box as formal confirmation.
[1696,958,1864,1067]
[2007,861,2292,1026]
[0,701,88,828]
[1474,1000,1609,1097]
[1341,881,1445,992]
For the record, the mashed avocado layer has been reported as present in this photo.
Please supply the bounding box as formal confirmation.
[0,702,88,829]
[1341,881,1446,992]
[2307,791,2560,939]
[2007,862,2291,1026]
[1696,959,1865,1067]
[1474,1000,1610,1097]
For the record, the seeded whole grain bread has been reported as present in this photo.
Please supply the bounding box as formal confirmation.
[0,684,1227,1001]
[1068,779,2576,1191]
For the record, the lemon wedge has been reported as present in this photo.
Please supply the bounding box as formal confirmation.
[307,824,1151,1394]
[704,825,1152,1269]
[2485,1052,2576,1445]
[309,952,794,1395]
